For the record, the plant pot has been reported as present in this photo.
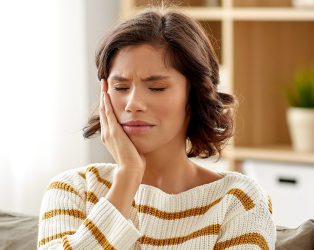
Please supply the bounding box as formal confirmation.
[286,107,314,152]
[291,0,314,7]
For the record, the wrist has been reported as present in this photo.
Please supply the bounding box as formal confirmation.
[114,168,144,184]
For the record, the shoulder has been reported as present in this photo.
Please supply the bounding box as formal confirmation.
[216,171,273,215]
[38,163,119,231]
[49,162,118,182]
[207,171,275,238]
[213,172,276,248]
[45,163,118,198]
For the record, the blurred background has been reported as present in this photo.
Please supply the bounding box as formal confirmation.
[0,0,313,229]
[0,0,117,217]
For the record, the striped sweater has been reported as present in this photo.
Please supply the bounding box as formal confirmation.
[37,162,276,250]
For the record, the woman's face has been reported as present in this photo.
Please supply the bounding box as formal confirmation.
[107,43,190,154]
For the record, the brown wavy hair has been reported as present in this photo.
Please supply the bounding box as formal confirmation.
[82,3,239,161]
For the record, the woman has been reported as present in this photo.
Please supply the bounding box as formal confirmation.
[37,5,276,250]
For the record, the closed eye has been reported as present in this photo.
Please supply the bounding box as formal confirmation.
[149,88,165,92]
[113,88,165,92]
[113,88,128,91]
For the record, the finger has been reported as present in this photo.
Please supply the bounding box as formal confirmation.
[99,78,104,99]
[99,83,109,129]
[103,91,119,130]
[102,78,108,93]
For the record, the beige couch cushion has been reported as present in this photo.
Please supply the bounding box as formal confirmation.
[276,219,314,250]
[0,210,313,250]
[0,210,38,250]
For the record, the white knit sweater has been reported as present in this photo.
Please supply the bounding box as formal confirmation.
[37,163,276,250]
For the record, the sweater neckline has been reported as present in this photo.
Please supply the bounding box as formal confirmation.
[138,171,230,198]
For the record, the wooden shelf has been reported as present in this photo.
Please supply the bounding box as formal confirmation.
[129,7,314,21]
[174,7,223,20]
[231,8,314,21]
[224,145,314,164]
[121,0,314,171]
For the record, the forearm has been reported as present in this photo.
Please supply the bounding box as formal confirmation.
[38,167,142,250]
[105,168,143,220]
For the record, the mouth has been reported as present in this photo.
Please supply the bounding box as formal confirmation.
[121,120,154,134]
[121,120,154,126]
[122,124,154,134]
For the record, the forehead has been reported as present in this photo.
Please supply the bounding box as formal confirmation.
[109,44,172,72]
[116,43,164,58]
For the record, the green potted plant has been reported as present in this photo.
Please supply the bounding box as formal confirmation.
[283,66,314,152]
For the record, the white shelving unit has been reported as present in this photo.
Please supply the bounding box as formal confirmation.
[120,0,314,172]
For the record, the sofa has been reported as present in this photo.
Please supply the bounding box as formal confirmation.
[0,210,313,250]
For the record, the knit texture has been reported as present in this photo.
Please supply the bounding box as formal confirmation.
[37,163,276,250]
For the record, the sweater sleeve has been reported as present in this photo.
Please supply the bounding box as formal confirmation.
[213,195,277,250]
[37,170,142,250]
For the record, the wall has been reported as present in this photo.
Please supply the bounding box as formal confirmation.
[84,0,119,165]
[0,0,120,216]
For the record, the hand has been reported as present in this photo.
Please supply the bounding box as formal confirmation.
[99,78,146,176]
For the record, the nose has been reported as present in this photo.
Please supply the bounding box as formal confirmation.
[125,87,147,113]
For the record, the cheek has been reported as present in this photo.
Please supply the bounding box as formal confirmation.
[157,94,187,122]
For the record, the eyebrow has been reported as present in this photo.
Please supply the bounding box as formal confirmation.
[109,75,170,82]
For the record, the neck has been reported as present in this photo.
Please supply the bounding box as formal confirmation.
[141,139,198,194]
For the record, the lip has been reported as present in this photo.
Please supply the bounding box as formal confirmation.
[121,120,154,126]
[121,120,155,134]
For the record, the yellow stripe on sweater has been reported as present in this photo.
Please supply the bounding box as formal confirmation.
[268,195,273,214]
[138,224,221,245]
[213,233,269,250]
[226,189,255,211]
[85,166,112,189]
[134,198,223,220]
[38,231,76,247]
[62,235,73,250]
[40,209,86,223]
[83,218,116,250]
[78,172,86,179]
[133,188,255,220]
[45,181,80,197]
[85,191,99,204]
